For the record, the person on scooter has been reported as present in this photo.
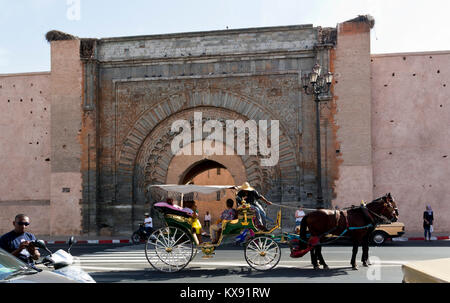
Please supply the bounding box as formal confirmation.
[0,214,40,268]
[144,213,153,235]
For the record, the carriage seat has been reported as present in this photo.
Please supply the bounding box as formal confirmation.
[154,202,193,218]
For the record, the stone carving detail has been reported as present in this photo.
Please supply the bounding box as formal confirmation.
[115,87,299,207]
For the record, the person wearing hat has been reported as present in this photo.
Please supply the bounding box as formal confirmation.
[144,212,153,234]
[234,182,272,231]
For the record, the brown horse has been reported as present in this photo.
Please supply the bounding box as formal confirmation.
[295,194,398,270]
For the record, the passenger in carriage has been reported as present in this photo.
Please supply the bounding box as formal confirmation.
[166,197,182,209]
[210,199,237,244]
[234,182,272,231]
[183,200,207,243]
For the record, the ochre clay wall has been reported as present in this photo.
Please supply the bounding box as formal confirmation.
[332,20,374,208]
[371,51,450,233]
[0,72,51,235]
[48,39,84,235]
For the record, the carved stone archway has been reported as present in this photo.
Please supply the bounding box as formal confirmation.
[115,89,299,227]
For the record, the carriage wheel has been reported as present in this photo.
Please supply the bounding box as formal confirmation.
[244,236,281,271]
[191,246,198,261]
[145,226,193,272]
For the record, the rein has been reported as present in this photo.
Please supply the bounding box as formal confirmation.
[367,208,393,225]
[286,223,375,246]
[288,205,389,246]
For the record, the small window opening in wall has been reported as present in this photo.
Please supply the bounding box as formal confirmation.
[412,73,416,76]
[20,99,23,102]
[62,188,70,193]
[403,57,406,60]
[336,149,340,154]
[45,158,50,162]
[216,191,221,201]
[217,168,221,175]
[392,73,395,77]
[30,83,33,87]
[31,98,33,102]
[437,70,440,74]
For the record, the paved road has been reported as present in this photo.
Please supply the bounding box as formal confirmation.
[46,241,450,283]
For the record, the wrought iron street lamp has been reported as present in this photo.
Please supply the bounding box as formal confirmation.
[301,63,333,207]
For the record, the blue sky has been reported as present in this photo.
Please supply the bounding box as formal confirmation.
[1,0,449,74]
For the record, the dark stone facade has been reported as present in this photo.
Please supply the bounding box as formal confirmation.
[79,25,338,235]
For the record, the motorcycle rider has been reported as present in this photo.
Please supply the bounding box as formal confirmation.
[144,213,153,234]
[0,214,40,269]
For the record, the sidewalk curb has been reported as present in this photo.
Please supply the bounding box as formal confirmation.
[45,239,131,245]
[42,236,450,245]
[392,236,450,242]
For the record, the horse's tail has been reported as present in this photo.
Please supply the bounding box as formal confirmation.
[298,214,309,249]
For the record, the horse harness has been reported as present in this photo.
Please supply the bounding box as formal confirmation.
[293,207,376,246]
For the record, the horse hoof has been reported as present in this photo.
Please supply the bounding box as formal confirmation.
[323,265,329,270]
[352,265,358,270]
[313,265,320,270]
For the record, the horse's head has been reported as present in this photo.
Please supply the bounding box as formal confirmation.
[386,193,399,217]
[367,194,398,223]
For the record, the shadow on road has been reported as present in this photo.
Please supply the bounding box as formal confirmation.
[90,265,353,282]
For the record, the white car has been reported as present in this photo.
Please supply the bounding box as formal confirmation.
[0,248,78,283]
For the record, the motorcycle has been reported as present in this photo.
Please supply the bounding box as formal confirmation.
[131,224,156,244]
[33,236,96,283]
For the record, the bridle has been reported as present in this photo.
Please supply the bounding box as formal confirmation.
[367,195,398,224]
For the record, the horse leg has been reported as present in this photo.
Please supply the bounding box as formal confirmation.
[362,236,371,267]
[351,242,359,270]
[310,247,319,270]
[317,245,329,270]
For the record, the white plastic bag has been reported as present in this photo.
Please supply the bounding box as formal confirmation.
[430,225,434,233]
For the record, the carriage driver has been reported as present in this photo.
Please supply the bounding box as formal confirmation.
[234,182,272,231]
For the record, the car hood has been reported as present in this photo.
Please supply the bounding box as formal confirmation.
[3,270,80,283]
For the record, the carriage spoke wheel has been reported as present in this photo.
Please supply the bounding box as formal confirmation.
[145,226,193,272]
[244,236,281,271]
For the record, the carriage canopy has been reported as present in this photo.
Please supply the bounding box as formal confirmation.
[148,184,235,195]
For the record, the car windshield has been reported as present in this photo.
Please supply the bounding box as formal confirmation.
[0,248,33,280]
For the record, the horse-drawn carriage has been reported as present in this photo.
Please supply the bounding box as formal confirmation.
[145,184,283,272]
[144,184,399,272]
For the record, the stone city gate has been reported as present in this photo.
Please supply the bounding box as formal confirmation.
[70,24,339,235]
